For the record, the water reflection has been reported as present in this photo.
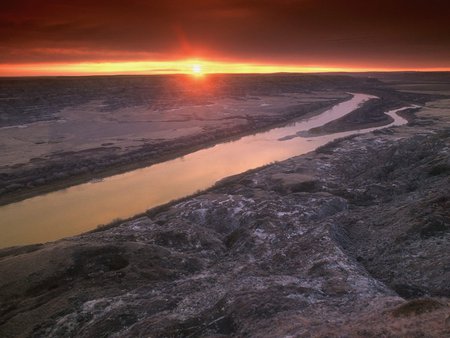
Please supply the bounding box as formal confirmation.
[0,94,410,248]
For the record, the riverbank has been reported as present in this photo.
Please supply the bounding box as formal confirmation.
[3,74,375,206]
[0,92,449,336]
[307,87,442,135]
[0,93,376,249]
[0,96,347,206]
[1,86,441,207]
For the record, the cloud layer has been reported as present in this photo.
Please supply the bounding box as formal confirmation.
[1,0,449,68]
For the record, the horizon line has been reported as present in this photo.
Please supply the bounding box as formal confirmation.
[1,69,450,79]
[1,59,449,77]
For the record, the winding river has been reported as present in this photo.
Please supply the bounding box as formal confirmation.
[0,93,412,248]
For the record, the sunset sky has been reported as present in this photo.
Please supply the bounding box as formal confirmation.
[1,0,449,76]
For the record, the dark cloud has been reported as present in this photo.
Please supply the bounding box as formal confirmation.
[0,0,449,67]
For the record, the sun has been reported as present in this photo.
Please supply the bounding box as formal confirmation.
[192,64,203,76]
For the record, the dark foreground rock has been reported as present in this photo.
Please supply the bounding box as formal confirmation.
[0,104,449,337]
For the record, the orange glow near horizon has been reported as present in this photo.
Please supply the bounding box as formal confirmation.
[0,59,449,77]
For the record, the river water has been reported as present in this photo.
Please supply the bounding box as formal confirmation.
[0,93,411,248]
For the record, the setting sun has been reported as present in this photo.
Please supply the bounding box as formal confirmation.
[192,64,203,76]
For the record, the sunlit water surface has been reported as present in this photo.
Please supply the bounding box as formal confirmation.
[0,93,411,248]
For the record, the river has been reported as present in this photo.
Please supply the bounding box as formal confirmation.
[0,93,411,248]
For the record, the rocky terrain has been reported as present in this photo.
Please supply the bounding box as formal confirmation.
[0,86,449,337]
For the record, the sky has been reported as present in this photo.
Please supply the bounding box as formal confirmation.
[1,0,449,76]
